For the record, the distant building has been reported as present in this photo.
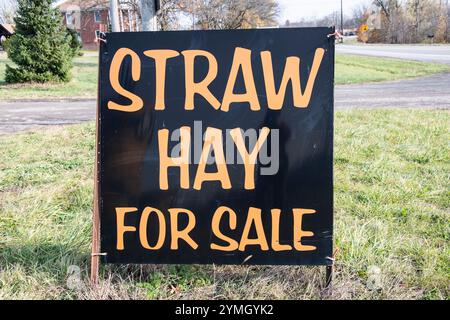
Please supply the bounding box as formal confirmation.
[56,0,140,49]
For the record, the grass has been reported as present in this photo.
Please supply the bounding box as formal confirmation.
[0,109,448,300]
[335,54,450,84]
[0,51,449,100]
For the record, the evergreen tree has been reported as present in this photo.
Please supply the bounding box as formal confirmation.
[5,0,73,83]
[66,27,83,57]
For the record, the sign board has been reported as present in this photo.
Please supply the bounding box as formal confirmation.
[97,28,334,266]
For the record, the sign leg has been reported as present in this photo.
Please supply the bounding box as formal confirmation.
[90,202,100,285]
[324,265,333,296]
[325,265,332,286]
[91,47,102,286]
[90,153,101,285]
[90,237,100,284]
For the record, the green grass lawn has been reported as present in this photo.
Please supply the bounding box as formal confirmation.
[0,52,98,100]
[335,54,450,84]
[0,109,448,299]
[0,51,449,101]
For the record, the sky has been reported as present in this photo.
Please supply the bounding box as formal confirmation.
[277,0,369,23]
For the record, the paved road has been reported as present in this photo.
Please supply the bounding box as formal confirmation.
[336,44,450,64]
[0,99,96,134]
[335,72,450,109]
[1,70,449,134]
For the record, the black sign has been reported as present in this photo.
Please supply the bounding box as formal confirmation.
[98,27,334,265]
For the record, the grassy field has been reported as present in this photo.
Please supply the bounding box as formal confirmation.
[0,51,449,100]
[335,54,450,84]
[0,109,448,300]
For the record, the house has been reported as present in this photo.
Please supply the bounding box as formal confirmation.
[0,23,14,47]
[56,0,140,49]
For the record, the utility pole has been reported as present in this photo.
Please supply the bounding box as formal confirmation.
[140,0,157,31]
[109,0,120,32]
[340,0,344,42]
[192,0,195,30]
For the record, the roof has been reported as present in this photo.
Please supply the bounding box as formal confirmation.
[0,23,15,35]
[56,0,110,12]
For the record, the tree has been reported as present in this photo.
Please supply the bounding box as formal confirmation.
[66,27,83,57]
[434,3,448,41]
[120,0,165,31]
[373,0,400,21]
[119,0,142,30]
[189,0,279,30]
[157,0,182,30]
[406,0,431,41]
[315,11,341,28]
[5,0,73,83]
[372,0,406,43]
[352,2,370,26]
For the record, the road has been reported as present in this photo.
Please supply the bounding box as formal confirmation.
[336,44,450,64]
[0,99,95,134]
[335,72,450,109]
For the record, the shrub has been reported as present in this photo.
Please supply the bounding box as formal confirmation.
[66,27,83,57]
[5,0,73,83]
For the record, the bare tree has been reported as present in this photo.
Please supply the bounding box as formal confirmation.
[156,0,182,30]
[315,11,341,27]
[120,0,141,15]
[364,0,448,43]
[373,0,400,21]
[433,2,447,41]
[406,0,431,41]
[188,0,279,30]
[119,0,142,31]
[372,0,405,42]
[352,1,370,26]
